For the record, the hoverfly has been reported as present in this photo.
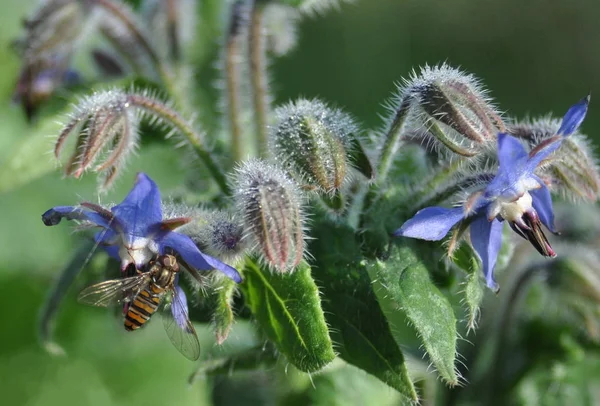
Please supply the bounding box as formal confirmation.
[78,254,200,361]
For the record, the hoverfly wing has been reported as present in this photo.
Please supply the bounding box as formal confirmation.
[78,274,150,307]
[161,284,200,361]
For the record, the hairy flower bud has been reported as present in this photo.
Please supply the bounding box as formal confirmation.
[384,64,505,163]
[55,89,140,189]
[269,98,364,194]
[14,0,93,61]
[509,117,600,201]
[12,55,79,120]
[53,89,214,190]
[12,0,94,118]
[178,210,248,265]
[233,159,307,272]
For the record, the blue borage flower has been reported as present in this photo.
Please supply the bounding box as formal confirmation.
[42,172,242,283]
[395,96,590,291]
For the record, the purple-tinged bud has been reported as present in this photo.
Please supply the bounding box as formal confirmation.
[510,117,600,202]
[387,64,505,161]
[14,0,93,61]
[177,209,248,265]
[55,89,140,189]
[53,89,217,191]
[12,55,79,121]
[233,159,307,272]
[269,98,366,194]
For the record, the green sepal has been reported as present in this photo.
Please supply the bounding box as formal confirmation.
[451,242,485,331]
[212,277,238,345]
[348,136,375,181]
[464,272,485,332]
[374,244,459,386]
[240,258,335,373]
[310,222,418,402]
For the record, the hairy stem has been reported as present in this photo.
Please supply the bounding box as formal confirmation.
[95,0,230,192]
[377,95,413,183]
[225,4,245,162]
[129,94,231,195]
[249,1,269,156]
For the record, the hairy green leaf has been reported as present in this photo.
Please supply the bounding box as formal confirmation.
[0,124,58,194]
[310,222,418,402]
[375,244,459,385]
[240,259,335,373]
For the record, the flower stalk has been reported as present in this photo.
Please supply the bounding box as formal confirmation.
[249,0,270,156]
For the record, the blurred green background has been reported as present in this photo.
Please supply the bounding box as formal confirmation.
[1,0,600,405]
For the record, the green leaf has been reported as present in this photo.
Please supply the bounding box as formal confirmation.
[240,259,335,373]
[212,277,237,344]
[0,121,59,194]
[310,222,418,402]
[375,244,459,385]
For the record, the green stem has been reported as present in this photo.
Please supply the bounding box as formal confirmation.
[484,265,542,404]
[95,0,227,192]
[249,2,269,156]
[129,94,231,195]
[376,95,412,183]
[226,21,244,162]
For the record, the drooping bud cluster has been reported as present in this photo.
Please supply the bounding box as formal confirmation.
[12,0,94,119]
[232,159,307,272]
[269,98,361,194]
[383,64,505,163]
[55,89,140,188]
[54,89,211,190]
[509,117,600,202]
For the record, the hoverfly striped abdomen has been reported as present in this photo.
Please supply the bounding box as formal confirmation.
[78,253,200,360]
[124,255,179,331]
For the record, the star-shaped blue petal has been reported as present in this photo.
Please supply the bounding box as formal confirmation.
[42,173,242,283]
[394,96,589,290]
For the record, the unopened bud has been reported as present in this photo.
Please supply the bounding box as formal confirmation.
[179,210,248,265]
[54,89,140,189]
[269,98,363,193]
[233,159,306,272]
[54,89,208,191]
[510,117,600,202]
[15,0,93,60]
[398,64,504,158]
[12,55,79,121]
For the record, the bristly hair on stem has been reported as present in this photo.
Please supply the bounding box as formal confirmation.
[219,0,252,163]
[375,64,505,183]
[249,0,272,157]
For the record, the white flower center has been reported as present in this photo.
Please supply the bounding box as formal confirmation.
[118,236,159,269]
[498,192,533,223]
